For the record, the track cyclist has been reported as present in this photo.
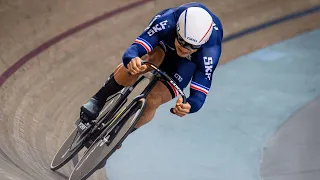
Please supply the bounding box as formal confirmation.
[81,2,223,137]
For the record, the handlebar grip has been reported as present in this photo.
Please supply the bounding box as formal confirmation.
[170,97,187,114]
[141,60,147,64]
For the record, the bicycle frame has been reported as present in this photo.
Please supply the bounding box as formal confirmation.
[93,72,160,139]
[93,61,187,140]
[99,61,187,125]
[76,61,187,148]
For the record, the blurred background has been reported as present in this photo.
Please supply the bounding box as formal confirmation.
[0,0,319,180]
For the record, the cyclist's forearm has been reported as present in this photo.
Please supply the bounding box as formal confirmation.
[187,91,206,113]
[122,45,140,68]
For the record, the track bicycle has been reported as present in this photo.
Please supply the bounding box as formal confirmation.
[67,61,187,180]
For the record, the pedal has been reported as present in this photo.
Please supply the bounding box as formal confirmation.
[77,121,90,133]
[76,115,91,133]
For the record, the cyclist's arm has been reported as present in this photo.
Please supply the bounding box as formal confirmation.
[187,45,221,113]
[122,17,171,68]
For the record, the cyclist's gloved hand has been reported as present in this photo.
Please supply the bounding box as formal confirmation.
[127,57,148,75]
[172,97,191,117]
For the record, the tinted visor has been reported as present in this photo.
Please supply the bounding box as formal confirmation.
[176,32,201,50]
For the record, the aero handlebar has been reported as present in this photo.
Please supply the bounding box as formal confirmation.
[140,61,187,114]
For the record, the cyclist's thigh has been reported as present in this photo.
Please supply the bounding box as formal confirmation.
[146,81,173,108]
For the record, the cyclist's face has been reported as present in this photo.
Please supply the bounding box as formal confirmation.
[175,38,197,58]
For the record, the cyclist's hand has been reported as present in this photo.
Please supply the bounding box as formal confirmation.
[127,57,147,75]
[173,97,191,117]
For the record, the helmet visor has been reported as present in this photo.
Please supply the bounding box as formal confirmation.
[176,31,201,50]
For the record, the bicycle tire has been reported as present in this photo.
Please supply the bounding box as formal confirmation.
[50,92,124,171]
[50,126,83,171]
[68,98,146,180]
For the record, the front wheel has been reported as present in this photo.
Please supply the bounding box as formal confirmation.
[68,98,147,180]
[50,126,84,171]
[50,91,125,171]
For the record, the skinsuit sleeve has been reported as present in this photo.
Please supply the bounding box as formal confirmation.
[122,14,173,68]
[187,45,221,113]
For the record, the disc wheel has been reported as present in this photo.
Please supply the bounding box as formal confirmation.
[68,98,146,180]
[50,92,125,171]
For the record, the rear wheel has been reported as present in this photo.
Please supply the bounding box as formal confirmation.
[68,98,146,180]
[50,91,125,171]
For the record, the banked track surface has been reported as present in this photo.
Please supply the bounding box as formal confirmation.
[0,0,319,180]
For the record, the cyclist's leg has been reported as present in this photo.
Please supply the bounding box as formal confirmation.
[113,80,171,150]
[81,46,165,120]
[134,81,172,128]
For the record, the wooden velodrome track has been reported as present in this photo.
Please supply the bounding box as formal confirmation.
[0,0,319,179]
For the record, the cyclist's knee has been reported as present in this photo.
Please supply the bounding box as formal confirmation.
[146,93,162,110]
[146,46,165,67]
[113,63,138,86]
[113,46,164,87]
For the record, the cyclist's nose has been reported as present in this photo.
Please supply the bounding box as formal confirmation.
[180,46,191,53]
